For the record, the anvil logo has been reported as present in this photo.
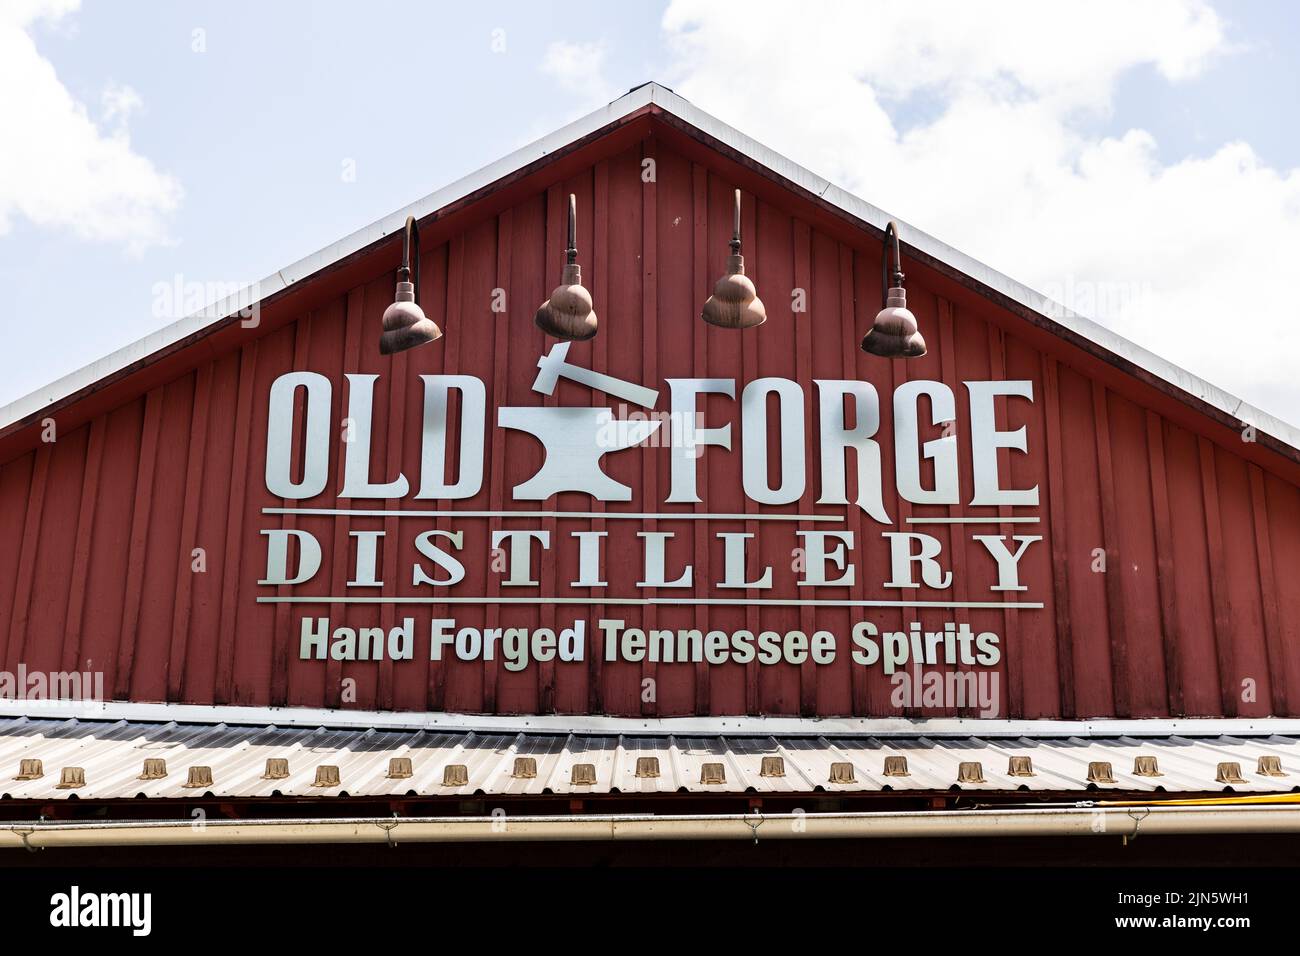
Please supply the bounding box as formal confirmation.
[264,344,1040,516]
[499,343,664,501]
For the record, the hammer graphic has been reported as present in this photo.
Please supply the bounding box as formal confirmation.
[532,343,659,408]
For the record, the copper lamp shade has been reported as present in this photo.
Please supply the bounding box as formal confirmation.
[861,221,926,358]
[379,215,442,354]
[535,194,597,341]
[701,189,766,329]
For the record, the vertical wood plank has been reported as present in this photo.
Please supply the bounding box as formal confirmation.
[271,318,312,706]
[1091,381,1130,717]
[1198,436,1236,716]
[1144,410,1183,715]
[793,218,817,716]
[376,350,406,712]
[588,162,611,715]
[741,187,761,715]
[114,389,165,699]
[1249,463,1288,714]
[938,299,974,715]
[537,188,563,714]
[61,419,106,673]
[166,365,212,697]
[690,162,711,715]
[325,289,365,707]
[640,139,659,716]
[988,325,1023,717]
[7,445,51,663]
[840,244,870,716]
[484,210,513,712]
[430,240,462,711]
[888,353,912,715]
[1040,357,1076,718]
[215,342,259,704]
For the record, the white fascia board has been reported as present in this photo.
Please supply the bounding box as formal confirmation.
[2,82,1295,453]
[7,806,1300,846]
[2,697,1299,739]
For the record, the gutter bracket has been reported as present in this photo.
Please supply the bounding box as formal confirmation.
[1122,807,1150,846]
[14,829,40,854]
[746,810,765,845]
[376,818,399,848]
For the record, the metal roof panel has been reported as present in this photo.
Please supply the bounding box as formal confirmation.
[3,718,1297,802]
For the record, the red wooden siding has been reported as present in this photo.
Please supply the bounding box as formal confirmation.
[2,130,1298,719]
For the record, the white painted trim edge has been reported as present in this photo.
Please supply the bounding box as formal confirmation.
[0,698,1297,738]
[3,806,1298,846]
[1,83,1296,451]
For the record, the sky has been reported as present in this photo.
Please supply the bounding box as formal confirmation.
[2,0,1299,426]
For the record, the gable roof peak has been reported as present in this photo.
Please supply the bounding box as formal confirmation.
[0,80,1296,460]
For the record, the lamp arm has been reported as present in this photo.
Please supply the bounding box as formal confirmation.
[881,221,903,309]
[400,215,420,302]
[566,194,578,266]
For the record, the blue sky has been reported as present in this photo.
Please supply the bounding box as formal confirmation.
[2,1,1298,424]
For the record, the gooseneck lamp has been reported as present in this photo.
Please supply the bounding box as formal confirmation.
[860,221,926,358]
[535,194,597,341]
[379,215,442,354]
[701,188,766,329]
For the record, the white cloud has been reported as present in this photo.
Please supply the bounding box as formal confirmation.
[0,0,181,251]
[541,39,617,111]
[100,83,143,128]
[662,0,1300,426]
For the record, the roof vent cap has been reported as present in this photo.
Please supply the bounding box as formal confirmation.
[571,763,597,786]
[1258,755,1286,777]
[56,767,85,790]
[262,758,289,780]
[1133,756,1162,777]
[829,762,857,784]
[1007,756,1035,777]
[442,764,469,787]
[184,766,213,789]
[957,761,986,784]
[139,758,168,780]
[1087,761,1116,784]
[512,757,538,779]
[387,757,414,779]
[760,756,785,778]
[883,755,909,777]
[313,765,341,788]
[635,756,661,778]
[15,759,42,781]
[700,762,726,785]
[1216,762,1247,785]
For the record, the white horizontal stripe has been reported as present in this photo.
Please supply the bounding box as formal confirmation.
[906,516,1041,524]
[6,807,1300,846]
[0,698,1295,738]
[264,507,843,522]
[254,595,1042,608]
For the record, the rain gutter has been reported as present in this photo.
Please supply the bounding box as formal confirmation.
[2,805,1299,848]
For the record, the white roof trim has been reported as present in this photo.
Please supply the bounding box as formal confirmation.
[1,697,1298,738]
[2,82,1295,451]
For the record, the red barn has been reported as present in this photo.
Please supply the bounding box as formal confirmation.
[1,83,1298,860]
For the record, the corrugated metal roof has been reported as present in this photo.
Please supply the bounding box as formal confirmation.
[0,717,1297,801]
